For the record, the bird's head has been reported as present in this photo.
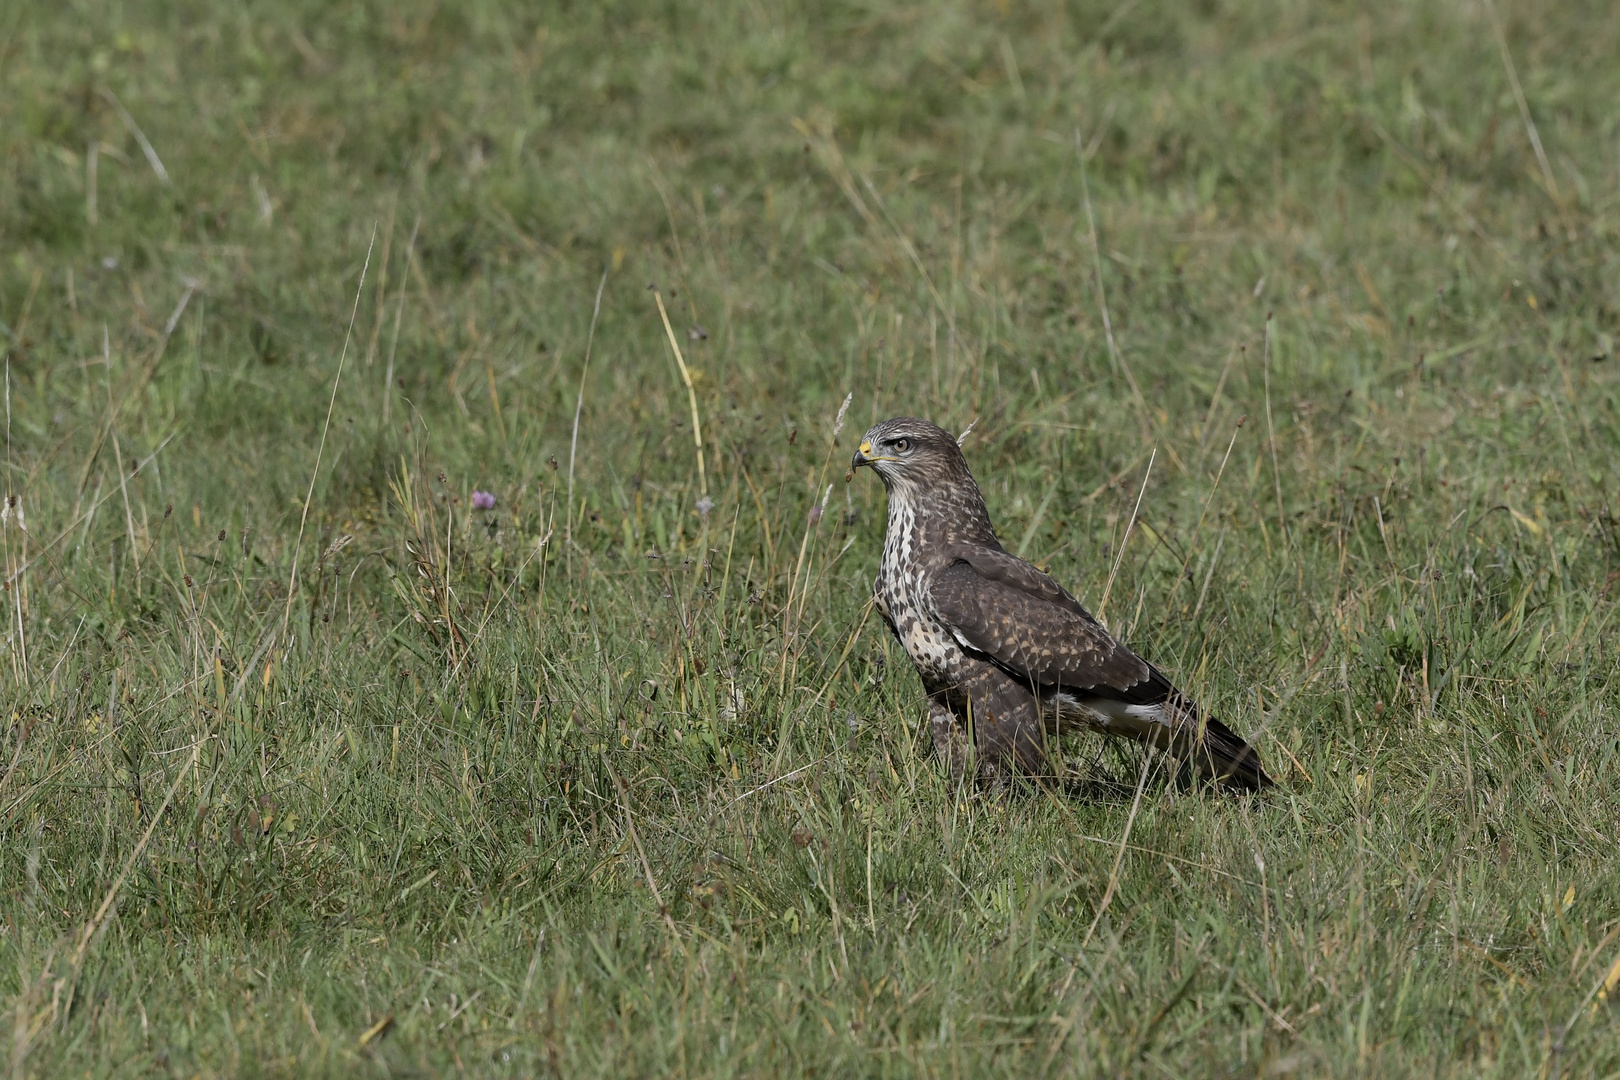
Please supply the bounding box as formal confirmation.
[850,418,972,494]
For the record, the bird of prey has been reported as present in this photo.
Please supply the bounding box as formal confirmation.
[851,417,1271,790]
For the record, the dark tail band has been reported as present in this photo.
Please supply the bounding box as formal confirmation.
[1194,716,1274,790]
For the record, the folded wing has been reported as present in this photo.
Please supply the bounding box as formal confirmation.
[928,545,1170,703]
[928,543,1272,789]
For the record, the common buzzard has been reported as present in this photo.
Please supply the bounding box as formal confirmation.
[851,417,1271,790]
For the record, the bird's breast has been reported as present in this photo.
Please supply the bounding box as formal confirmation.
[875,503,960,682]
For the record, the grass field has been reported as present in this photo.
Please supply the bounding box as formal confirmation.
[3,0,1620,1075]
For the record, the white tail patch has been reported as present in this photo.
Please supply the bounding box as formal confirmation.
[1051,692,1170,737]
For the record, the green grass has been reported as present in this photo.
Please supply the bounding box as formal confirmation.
[3,0,1620,1075]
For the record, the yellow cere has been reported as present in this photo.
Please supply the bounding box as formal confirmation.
[860,441,872,454]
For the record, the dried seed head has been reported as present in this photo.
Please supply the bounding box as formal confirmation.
[320,533,354,563]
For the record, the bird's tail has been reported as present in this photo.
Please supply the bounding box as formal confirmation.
[1187,714,1273,790]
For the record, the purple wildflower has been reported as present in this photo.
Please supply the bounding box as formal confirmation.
[471,490,496,510]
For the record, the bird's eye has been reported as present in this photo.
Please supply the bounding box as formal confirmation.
[893,438,910,453]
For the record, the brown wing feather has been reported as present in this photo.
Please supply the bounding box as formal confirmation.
[929,547,1161,698]
[929,551,1273,789]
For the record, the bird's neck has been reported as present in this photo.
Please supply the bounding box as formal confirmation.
[883,480,999,562]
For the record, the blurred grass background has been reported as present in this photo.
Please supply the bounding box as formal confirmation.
[3,0,1620,1075]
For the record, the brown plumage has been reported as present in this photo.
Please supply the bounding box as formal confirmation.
[851,417,1272,790]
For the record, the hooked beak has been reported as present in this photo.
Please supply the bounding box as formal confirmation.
[850,440,874,470]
